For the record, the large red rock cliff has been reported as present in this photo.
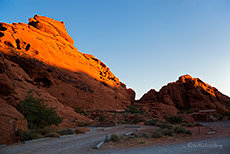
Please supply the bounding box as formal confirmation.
[137,74,230,119]
[0,15,134,144]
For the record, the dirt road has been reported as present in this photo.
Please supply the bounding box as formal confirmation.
[0,125,139,154]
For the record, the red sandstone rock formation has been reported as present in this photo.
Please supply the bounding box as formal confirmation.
[0,15,134,144]
[137,75,230,119]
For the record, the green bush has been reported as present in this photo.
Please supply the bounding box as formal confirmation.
[151,131,162,138]
[125,105,139,114]
[17,90,63,129]
[74,106,87,115]
[223,112,230,116]
[99,115,107,123]
[141,133,150,138]
[194,122,202,126]
[174,126,186,134]
[131,116,143,124]
[158,123,173,130]
[17,130,42,141]
[39,127,58,135]
[145,120,158,126]
[58,129,75,135]
[185,130,192,135]
[213,114,223,120]
[31,132,42,139]
[110,134,120,142]
[186,123,194,127]
[131,133,138,137]
[157,128,174,136]
[77,121,88,127]
[45,132,60,138]
[223,112,230,120]
[181,123,187,127]
[168,115,183,124]
[75,106,83,113]
[20,130,32,141]
[186,108,194,114]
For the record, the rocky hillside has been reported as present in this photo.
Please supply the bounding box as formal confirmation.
[137,75,230,119]
[0,15,134,144]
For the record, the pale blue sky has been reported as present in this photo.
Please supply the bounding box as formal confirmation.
[1,0,230,99]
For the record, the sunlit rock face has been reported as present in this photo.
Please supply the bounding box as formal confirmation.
[0,15,121,87]
[137,75,230,119]
[0,15,134,144]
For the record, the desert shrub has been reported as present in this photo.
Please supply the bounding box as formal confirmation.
[181,123,187,127]
[145,119,158,126]
[45,132,60,138]
[223,112,230,120]
[77,121,88,127]
[110,134,120,142]
[31,132,42,139]
[19,130,32,141]
[157,128,174,136]
[186,108,194,114]
[99,115,107,123]
[75,106,83,113]
[213,114,223,120]
[74,106,87,115]
[141,133,150,138]
[17,130,42,141]
[151,131,162,138]
[223,112,230,117]
[194,122,202,126]
[131,133,138,137]
[168,115,183,124]
[185,130,192,135]
[186,123,194,127]
[17,90,63,129]
[158,123,173,130]
[58,129,75,135]
[125,105,139,114]
[131,116,144,124]
[39,127,58,135]
[174,126,186,134]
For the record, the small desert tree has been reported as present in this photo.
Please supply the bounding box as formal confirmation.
[17,90,63,129]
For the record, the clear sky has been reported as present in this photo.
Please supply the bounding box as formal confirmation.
[1,0,230,99]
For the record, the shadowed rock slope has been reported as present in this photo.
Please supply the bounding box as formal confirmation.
[137,75,230,119]
[0,15,134,144]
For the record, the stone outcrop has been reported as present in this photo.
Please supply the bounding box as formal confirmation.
[137,75,230,119]
[0,100,27,145]
[0,15,134,144]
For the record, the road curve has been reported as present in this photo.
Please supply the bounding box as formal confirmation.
[0,126,139,154]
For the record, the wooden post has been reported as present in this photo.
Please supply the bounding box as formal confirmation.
[114,111,118,126]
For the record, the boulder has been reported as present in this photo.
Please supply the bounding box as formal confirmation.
[0,100,28,145]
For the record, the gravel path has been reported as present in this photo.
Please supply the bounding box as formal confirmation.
[0,125,139,154]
